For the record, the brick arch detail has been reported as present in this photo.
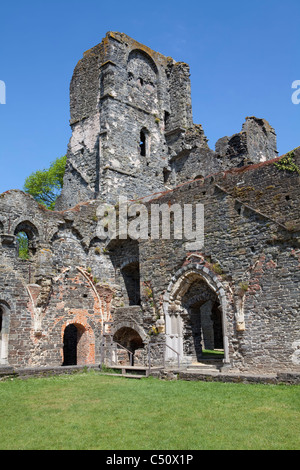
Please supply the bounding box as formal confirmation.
[61,318,95,365]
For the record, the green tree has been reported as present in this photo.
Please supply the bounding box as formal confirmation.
[23,155,67,210]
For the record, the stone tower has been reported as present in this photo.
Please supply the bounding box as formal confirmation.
[56,31,194,209]
[56,31,278,210]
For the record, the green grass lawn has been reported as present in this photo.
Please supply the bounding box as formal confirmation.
[0,371,299,450]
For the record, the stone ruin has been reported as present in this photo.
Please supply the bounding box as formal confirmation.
[0,32,299,377]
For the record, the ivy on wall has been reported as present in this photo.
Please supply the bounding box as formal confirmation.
[274,151,300,174]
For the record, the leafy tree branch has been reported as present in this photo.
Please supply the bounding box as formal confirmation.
[23,155,67,209]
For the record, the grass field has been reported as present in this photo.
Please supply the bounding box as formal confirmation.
[0,371,299,450]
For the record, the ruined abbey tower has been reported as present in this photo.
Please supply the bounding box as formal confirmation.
[0,32,299,382]
[56,32,278,209]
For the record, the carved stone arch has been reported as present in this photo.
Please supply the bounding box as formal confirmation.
[13,219,40,259]
[13,219,40,240]
[111,321,147,343]
[163,263,229,364]
[127,48,159,79]
[110,321,147,366]
[127,49,159,113]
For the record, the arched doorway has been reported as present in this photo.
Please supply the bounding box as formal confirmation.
[63,323,90,366]
[113,326,144,365]
[164,265,228,365]
[183,284,224,361]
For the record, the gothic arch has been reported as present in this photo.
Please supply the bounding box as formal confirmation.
[13,219,40,240]
[62,319,95,366]
[127,49,159,113]
[110,321,147,366]
[163,263,229,364]
[127,49,159,78]
[13,220,40,259]
[111,321,147,343]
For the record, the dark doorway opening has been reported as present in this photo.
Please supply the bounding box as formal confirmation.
[63,323,90,366]
[121,262,141,306]
[211,302,223,350]
[189,298,224,360]
[113,327,144,366]
[63,324,78,365]
[180,277,224,361]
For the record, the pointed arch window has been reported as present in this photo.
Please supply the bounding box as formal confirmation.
[14,221,39,260]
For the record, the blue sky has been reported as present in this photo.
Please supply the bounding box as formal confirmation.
[0,0,299,194]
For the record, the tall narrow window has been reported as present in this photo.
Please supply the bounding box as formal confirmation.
[14,221,38,260]
[140,130,146,157]
[16,231,29,260]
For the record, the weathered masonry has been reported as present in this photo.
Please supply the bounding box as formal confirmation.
[0,32,299,375]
